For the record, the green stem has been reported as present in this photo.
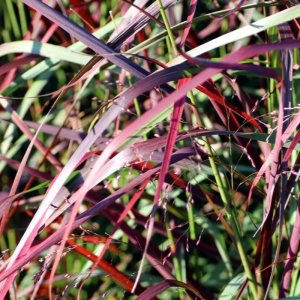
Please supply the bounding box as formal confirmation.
[17,0,27,37]
[189,92,258,298]
[290,254,300,296]
[6,0,21,39]
[187,198,196,240]
[208,140,257,298]
[157,1,257,296]
[165,216,185,300]
[156,0,178,56]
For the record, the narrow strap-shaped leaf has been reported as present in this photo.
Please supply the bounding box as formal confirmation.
[135,279,203,299]
[23,0,149,79]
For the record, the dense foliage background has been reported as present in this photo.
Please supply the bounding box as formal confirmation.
[0,0,300,299]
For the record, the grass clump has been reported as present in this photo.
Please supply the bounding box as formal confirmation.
[0,0,299,299]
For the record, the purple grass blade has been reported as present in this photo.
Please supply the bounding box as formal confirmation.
[178,49,281,81]
[214,0,247,19]
[21,120,109,148]
[0,147,195,282]
[0,155,52,181]
[42,128,230,228]
[3,37,300,297]
[109,0,174,48]
[0,56,38,78]
[23,0,149,79]
[135,279,203,300]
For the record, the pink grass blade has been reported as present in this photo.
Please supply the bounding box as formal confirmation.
[0,148,194,282]
[0,38,298,295]
[132,79,186,292]
[179,0,198,49]
[263,22,294,298]
[280,198,300,296]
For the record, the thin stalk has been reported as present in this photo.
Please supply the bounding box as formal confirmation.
[17,0,27,36]
[156,3,185,295]
[5,0,21,40]
[206,138,257,298]
[266,25,278,126]
[128,75,145,141]
[290,255,300,296]
[165,221,182,282]
[187,198,196,240]
[165,35,173,62]
[165,215,185,299]
[156,0,178,56]
[157,0,198,253]
[189,92,258,298]
[127,75,141,117]
[128,1,285,56]
[179,244,187,282]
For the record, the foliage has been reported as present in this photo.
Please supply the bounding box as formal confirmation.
[0,0,299,299]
